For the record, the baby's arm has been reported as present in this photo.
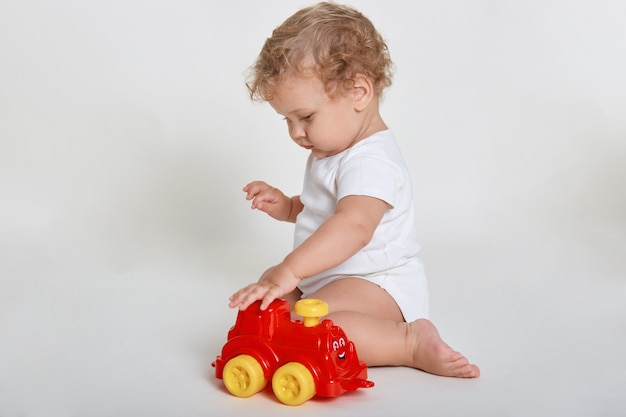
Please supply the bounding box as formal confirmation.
[283,195,388,278]
[243,181,303,223]
[229,194,388,310]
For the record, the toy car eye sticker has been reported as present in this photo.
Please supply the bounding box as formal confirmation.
[333,337,347,359]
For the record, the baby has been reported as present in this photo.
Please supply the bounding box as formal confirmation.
[229,2,480,378]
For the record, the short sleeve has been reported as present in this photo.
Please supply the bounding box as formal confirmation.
[335,153,401,208]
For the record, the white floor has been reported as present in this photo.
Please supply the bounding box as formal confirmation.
[1,218,624,416]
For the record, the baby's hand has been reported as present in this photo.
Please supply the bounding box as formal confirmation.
[229,263,301,311]
[243,181,292,221]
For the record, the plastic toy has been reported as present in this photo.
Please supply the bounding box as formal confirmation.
[212,298,374,405]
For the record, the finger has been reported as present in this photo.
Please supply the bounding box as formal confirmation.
[228,290,246,308]
[243,180,265,191]
[260,294,275,310]
[251,192,278,210]
[237,285,271,311]
[243,181,269,199]
[228,295,243,309]
[243,183,259,200]
[239,294,262,311]
[228,284,258,308]
[244,187,259,201]
[259,285,284,310]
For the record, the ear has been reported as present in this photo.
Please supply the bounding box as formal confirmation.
[350,74,375,112]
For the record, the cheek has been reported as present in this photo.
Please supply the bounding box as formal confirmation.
[332,110,359,135]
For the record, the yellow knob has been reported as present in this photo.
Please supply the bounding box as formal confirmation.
[294,299,329,327]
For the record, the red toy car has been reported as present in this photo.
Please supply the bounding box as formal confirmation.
[213,298,374,405]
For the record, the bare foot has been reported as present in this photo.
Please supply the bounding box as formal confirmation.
[408,319,480,378]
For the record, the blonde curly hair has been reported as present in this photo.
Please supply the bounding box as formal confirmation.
[246,2,394,101]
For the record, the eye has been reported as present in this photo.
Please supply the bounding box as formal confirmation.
[339,337,346,347]
[301,114,313,121]
[333,341,339,351]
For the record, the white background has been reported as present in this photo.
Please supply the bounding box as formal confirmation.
[1,1,625,416]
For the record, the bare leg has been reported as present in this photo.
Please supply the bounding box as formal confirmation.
[307,278,480,378]
[283,288,303,320]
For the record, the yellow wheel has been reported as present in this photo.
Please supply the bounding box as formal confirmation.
[272,362,316,406]
[222,354,267,398]
[294,299,329,327]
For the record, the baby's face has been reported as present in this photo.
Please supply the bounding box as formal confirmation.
[269,73,365,159]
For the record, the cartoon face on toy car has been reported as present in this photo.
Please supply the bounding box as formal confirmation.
[333,336,347,359]
[327,326,354,369]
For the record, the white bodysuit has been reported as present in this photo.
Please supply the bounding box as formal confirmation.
[294,129,429,321]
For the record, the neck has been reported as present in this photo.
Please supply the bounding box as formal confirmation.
[358,99,387,140]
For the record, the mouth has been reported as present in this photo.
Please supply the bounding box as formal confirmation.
[338,352,346,360]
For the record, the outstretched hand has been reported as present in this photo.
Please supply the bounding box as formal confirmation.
[243,181,292,222]
[229,263,302,311]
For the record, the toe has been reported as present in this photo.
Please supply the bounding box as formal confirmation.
[457,364,481,378]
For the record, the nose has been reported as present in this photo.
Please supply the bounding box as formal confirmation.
[289,122,306,143]
[292,136,308,147]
